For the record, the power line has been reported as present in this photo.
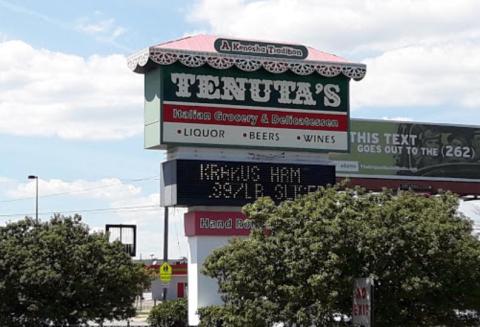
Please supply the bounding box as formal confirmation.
[0,204,162,218]
[0,176,160,203]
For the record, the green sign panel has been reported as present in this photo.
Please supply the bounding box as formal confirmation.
[330,119,480,181]
[145,62,351,152]
[160,63,349,112]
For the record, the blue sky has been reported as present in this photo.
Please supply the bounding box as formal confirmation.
[1,0,480,259]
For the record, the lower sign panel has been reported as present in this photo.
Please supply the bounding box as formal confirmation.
[161,159,335,206]
[184,211,251,236]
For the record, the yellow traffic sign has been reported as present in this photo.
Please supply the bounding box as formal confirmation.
[159,262,172,284]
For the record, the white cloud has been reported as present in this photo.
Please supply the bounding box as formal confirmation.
[1,175,188,258]
[351,42,480,111]
[76,17,126,41]
[110,192,161,224]
[74,13,131,51]
[0,177,17,194]
[9,177,142,201]
[188,0,480,55]
[188,0,480,120]
[0,40,143,140]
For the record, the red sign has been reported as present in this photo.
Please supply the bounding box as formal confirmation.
[184,211,253,236]
[163,103,347,131]
[163,102,348,151]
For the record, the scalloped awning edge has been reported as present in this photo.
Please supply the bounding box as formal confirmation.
[127,48,366,81]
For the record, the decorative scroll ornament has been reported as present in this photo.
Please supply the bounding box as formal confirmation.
[290,64,316,76]
[178,54,205,67]
[127,50,149,71]
[316,64,343,77]
[150,50,178,65]
[263,61,290,74]
[234,58,262,72]
[207,56,235,69]
[127,48,366,80]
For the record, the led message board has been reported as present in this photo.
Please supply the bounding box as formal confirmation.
[160,159,335,206]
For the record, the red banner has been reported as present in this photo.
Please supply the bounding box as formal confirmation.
[184,211,252,236]
[163,102,347,132]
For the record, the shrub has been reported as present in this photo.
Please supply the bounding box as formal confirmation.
[147,298,188,327]
[197,305,228,327]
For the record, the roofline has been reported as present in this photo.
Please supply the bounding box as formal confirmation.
[127,46,366,81]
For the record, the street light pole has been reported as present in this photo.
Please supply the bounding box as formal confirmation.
[28,175,38,224]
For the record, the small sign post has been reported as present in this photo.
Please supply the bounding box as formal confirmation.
[105,224,137,257]
[352,277,373,327]
[159,262,172,284]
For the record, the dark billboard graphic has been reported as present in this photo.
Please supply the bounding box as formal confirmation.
[331,119,480,181]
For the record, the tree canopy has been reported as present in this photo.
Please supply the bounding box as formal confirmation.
[0,214,149,326]
[202,186,480,326]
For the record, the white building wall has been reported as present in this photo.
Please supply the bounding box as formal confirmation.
[151,275,187,301]
[187,235,237,326]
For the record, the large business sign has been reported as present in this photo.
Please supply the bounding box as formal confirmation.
[147,61,350,152]
[331,120,480,181]
[161,159,335,206]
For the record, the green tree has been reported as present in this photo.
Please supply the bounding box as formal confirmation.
[202,186,480,326]
[0,214,150,327]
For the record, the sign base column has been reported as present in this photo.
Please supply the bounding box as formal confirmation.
[185,209,249,326]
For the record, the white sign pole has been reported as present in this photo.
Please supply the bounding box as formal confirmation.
[352,277,373,327]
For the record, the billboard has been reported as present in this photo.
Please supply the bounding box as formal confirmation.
[330,119,480,194]
[146,61,350,152]
[160,159,335,206]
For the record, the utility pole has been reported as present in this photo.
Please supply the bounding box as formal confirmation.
[162,206,169,301]
[28,175,38,224]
